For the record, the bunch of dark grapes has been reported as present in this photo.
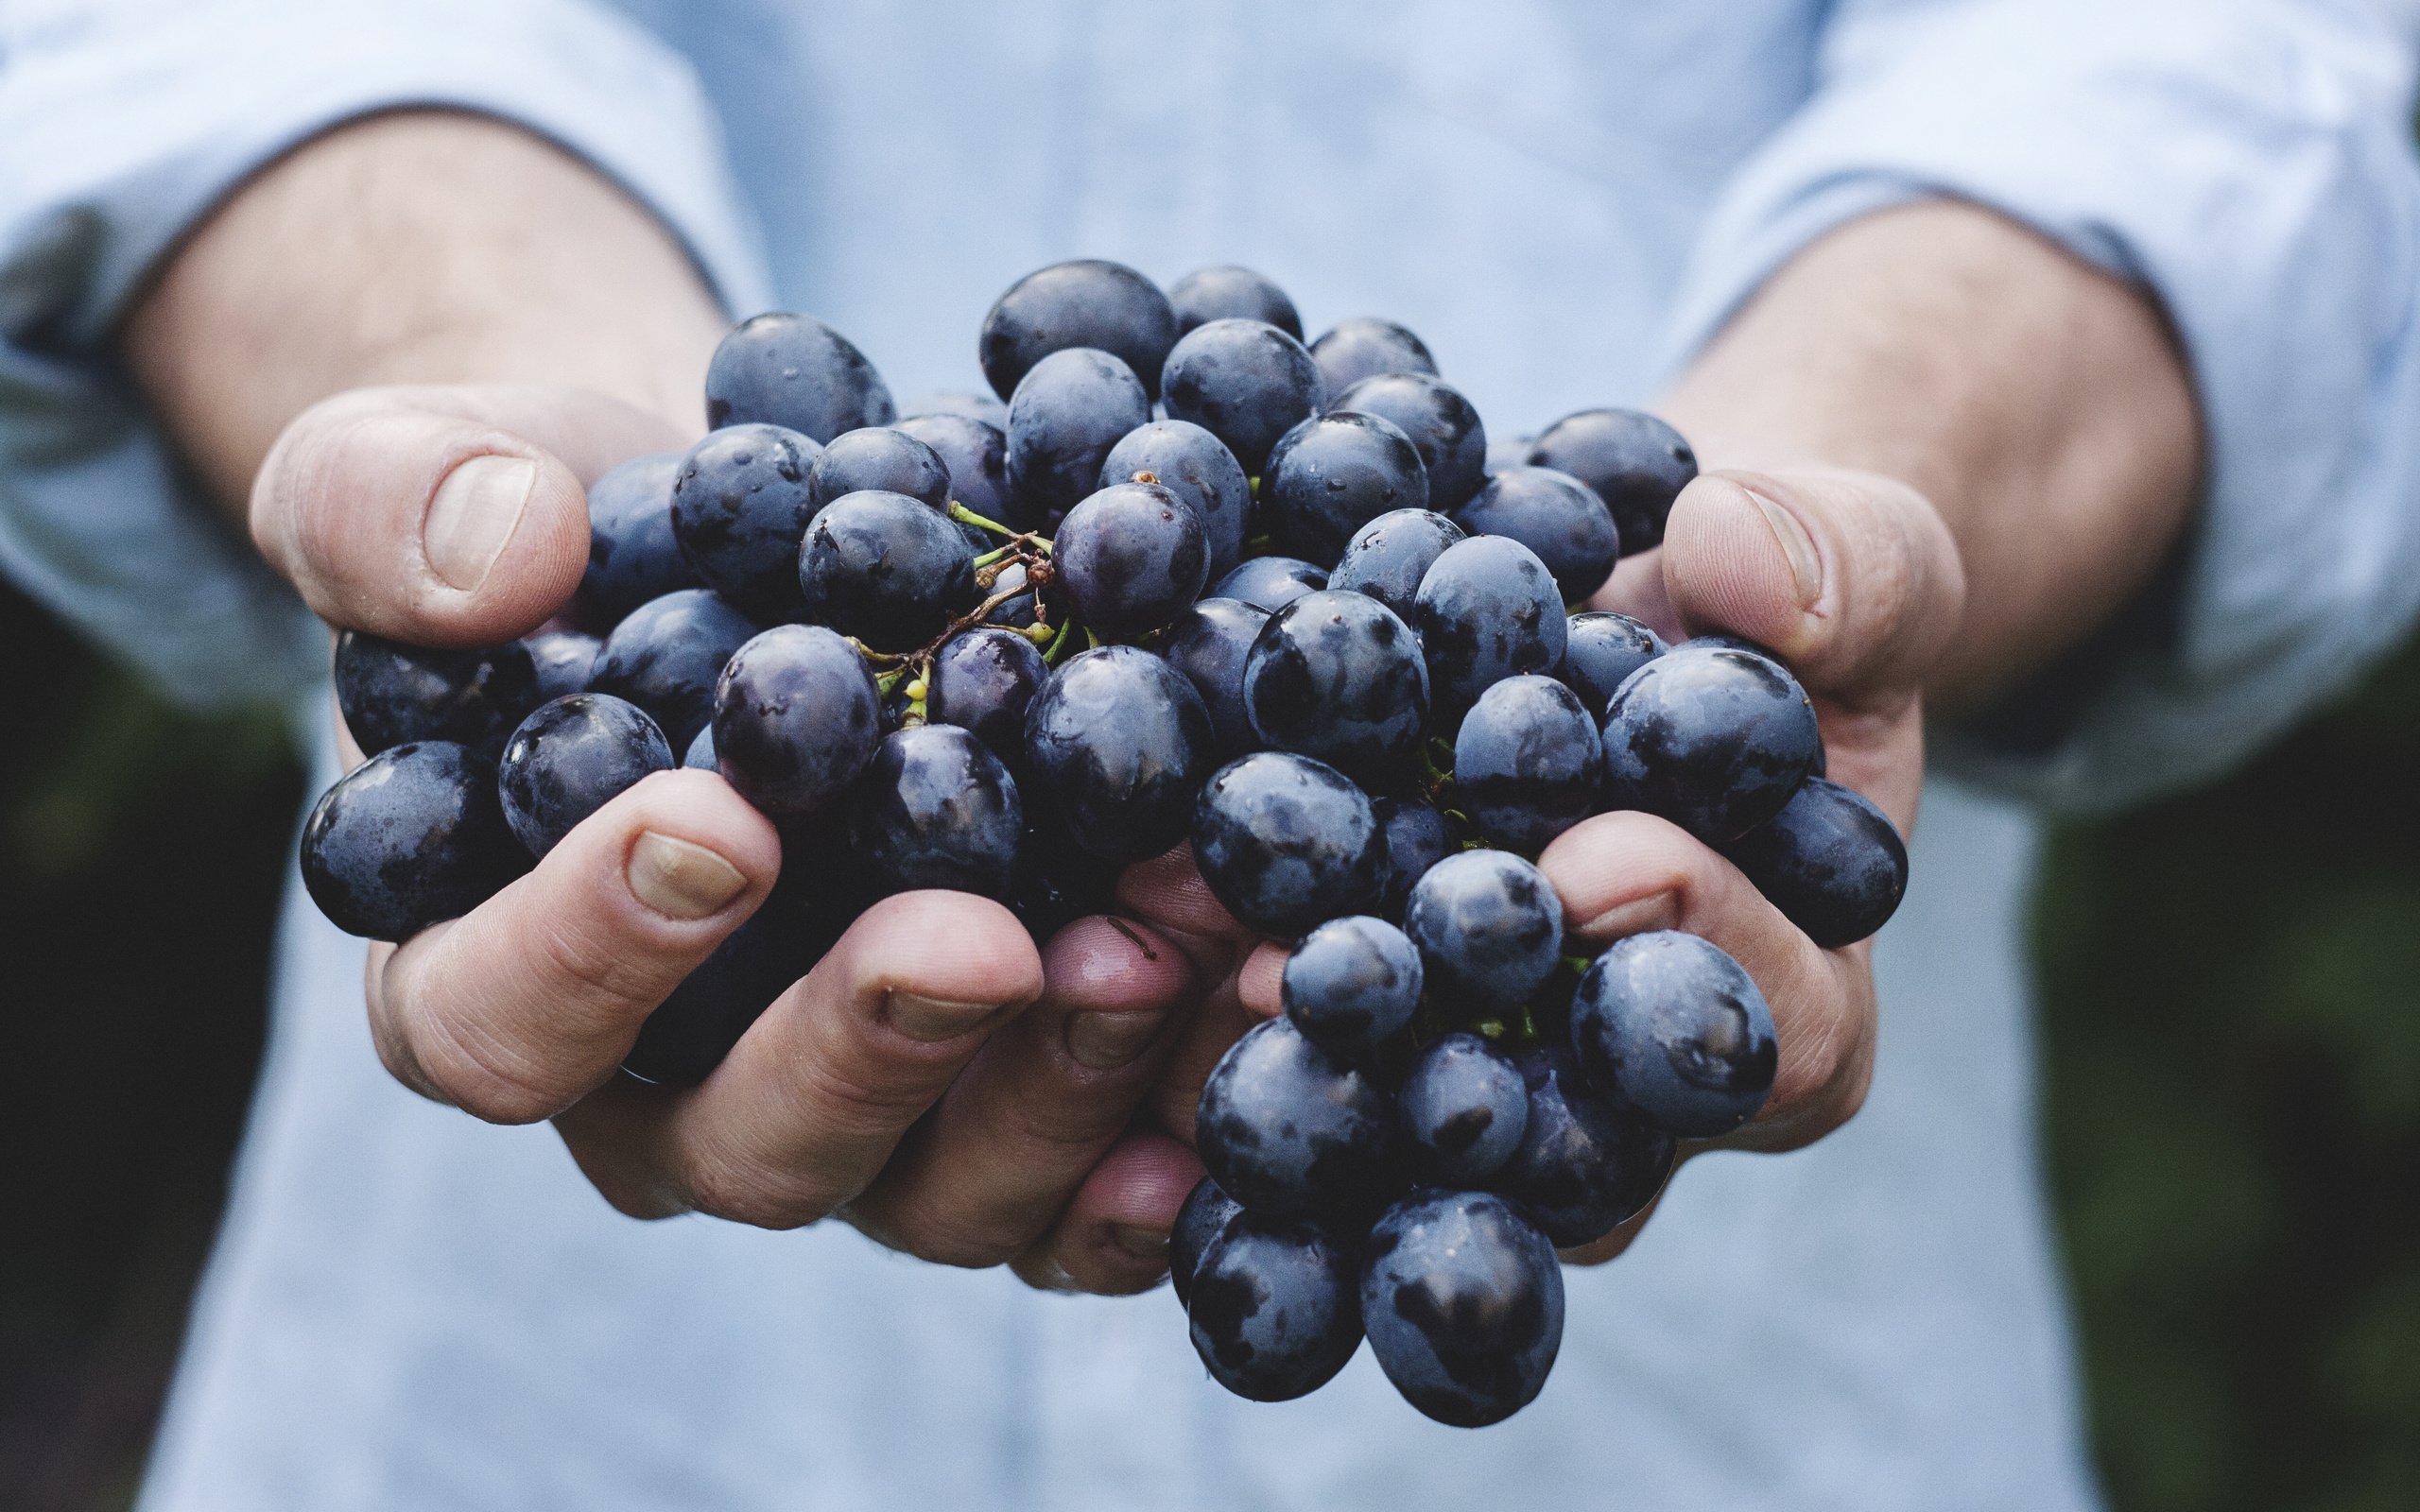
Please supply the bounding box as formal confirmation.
[298,260,1911,1420]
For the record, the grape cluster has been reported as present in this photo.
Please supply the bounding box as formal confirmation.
[296,259,1912,1416]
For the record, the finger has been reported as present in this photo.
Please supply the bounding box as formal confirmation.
[1236,940,1288,1019]
[368,768,779,1123]
[1012,1133,1205,1295]
[843,915,1198,1267]
[252,383,687,646]
[552,890,1045,1228]
[1111,843,1264,1140]
[1539,810,1874,1151]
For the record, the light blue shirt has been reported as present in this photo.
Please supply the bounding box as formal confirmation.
[4,2,2418,1507]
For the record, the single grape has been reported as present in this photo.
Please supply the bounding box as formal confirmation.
[1099,419,1251,581]
[588,590,761,751]
[846,725,1024,900]
[1599,642,1822,843]
[1571,931,1777,1137]
[900,389,1009,430]
[1402,849,1564,1020]
[1453,465,1620,603]
[1525,408,1696,551]
[1411,535,1568,727]
[795,489,978,652]
[1241,588,1429,785]
[495,694,675,857]
[926,627,1047,765]
[1054,480,1208,640]
[1558,611,1668,719]
[1720,776,1910,948]
[1308,317,1438,397]
[1170,1176,1242,1309]
[1167,265,1302,339]
[979,259,1178,402]
[1495,1045,1675,1246]
[579,451,698,624]
[299,742,524,940]
[1452,674,1606,854]
[704,311,895,441]
[1283,914,1424,1063]
[894,412,1023,531]
[683,723,717,771]
[1190,751,1384,938]
[1330,372,1487,511]
[806,426,951,513]
[1210,555,1327,612]
[1187,1209,1363,1401]
[1158,596,1270,757]
[624,873,841,1086]
[1371,796,1455,921]
[1159,318,1325,473]
[1021,645,1216,863]
[670,423,822,621]
[524,630,601,704]
[710,624,882,817]
[1196,1016,1392,1218]
[1399,1032,1529,1185]
[1483,431,1532,478]
[1005,348,1153,522]
[1328,507,1464,622]
[977,558,1048,629]
[1260,410,1430,565]
[1361,1189,1564,1427]
[333,630,540,760]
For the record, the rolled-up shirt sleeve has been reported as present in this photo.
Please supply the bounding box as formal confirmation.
[1661,0,2420,812]
[0,0,773,708]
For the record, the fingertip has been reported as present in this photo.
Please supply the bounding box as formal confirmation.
[1660,471,1823,659]
[1237,941,1288,1019]
[1040,915,1195,1014]
[1116,843,1247,943]
[1025,1133,1204,1295]
[839,889,1046,1013]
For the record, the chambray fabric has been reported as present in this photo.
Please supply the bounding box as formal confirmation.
[1,1,2416,1507]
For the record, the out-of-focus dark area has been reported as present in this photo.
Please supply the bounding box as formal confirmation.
[1,548,2417,1511]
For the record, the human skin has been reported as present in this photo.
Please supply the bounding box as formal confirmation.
[124,111,2197,1289]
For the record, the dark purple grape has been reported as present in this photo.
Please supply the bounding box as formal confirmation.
[1054,480,1207,639]
[1454,465,1620,603]
[587,589,760,751]
[1371,797,1455,921]
[1308,317,1438,397]
[1399,1033,1528,1185]
[1099,419,1251,581]
[1452,674,1606,855]
[795,489,978,652]
[524,630,600,703]
[979,259,1178,402]
[1170,1176,1242,1309]
[1720,776,1909,948]
[1006,348,1153,522]
[1361,1190,1563,1427]
[1283,915,1424,1063]
[1168,265,1302,340]
[705,311,895,442]
[1261,411,1430,566]
[1329,508,1464,621]
[806,426,951,513]
[1159,597,1270,758]
[1196,1016,1392,1218]
[333,630,540,761]
[1525,408,1696,551]
[1160,318,1324,473]
[1559,611,1668,719]
[1484,432,1532,478]
[1571,931,1776,1137]
[1210,555,1326,612]
[977,558,1048,629]
[670,423,822,621]
[1402,849,1564,1020]
[1241,589,1429,785]
[1188,1209,1362,1401]
[1599,642,1822,843]
[300,742,523,940]
[624,873,841,1087]
[895,412,1022,530]
[683,724,717,771]
[1191,751,1384,939]
[496,694,674,857]
[1021,645,1216,864]
[1330,372,1486,511]
[1411,535,1568,726]
[926,627,1047,765]
[901,389,1009,429]
[846,725,1023,900]
[579,451,698,624]
[710,624,882,817]
[1496,1045,1674,1246]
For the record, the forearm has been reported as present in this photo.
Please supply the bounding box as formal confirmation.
[1662,200,2203,702]
[124,110,726,511]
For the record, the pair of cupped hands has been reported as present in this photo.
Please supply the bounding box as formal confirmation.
[265,379,1962,1292]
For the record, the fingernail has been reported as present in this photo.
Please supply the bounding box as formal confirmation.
[1744,487,1821,609]
[424,455,538,592]
[1064,1009,1164,1070]
[627,831,748,919]
[1108,1224,1170,1262]
[885,990,998,1042]
[1576,890,1679,941]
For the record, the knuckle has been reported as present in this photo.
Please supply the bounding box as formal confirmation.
[681,1153,834,1231]
[412,1012,577,1125]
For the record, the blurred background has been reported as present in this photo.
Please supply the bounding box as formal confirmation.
[1,554,2416,1512]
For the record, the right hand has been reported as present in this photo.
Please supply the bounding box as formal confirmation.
[267,381,1220,1290]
